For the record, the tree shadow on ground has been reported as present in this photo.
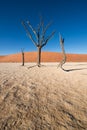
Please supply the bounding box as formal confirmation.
[27,65,37,69]
[27,64,46,69]
[62,68,87,72]
[66,63,87,66]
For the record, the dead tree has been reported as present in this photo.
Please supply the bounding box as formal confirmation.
[22,18,55,67]
[58,33,66,70]
[21,48,24,66]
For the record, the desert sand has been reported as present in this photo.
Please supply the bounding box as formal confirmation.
[0,62,87,130]
[0,52,87,62]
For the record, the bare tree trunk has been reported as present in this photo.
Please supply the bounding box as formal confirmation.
[22,52,24,66]
[37,47,41,67]
[59,55,66,70]
[60,42,66,70]
[58,34,66,70]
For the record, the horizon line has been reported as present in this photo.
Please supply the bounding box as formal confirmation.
[0,51,87,56]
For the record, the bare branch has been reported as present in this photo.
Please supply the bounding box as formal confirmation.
[27,21,38,40]
[37,18,44,45]
[41,21,53,46]
[59,33,65,55]
[40,17,44,45]
[43,21,52,34]
[37,24,41,45]
[21,21,37,47]
[41,31,55,47]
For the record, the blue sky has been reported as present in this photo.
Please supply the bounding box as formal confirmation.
[0,0,87,55]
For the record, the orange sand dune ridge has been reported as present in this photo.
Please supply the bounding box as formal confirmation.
[0,52,87,62]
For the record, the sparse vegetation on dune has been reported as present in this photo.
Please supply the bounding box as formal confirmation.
[0,63,87,130]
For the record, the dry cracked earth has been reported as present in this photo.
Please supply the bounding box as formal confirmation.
[0,63,87,130]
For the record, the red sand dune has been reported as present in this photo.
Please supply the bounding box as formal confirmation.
[0,52,87,62]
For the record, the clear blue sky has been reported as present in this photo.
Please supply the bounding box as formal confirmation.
[0,0,87,55]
